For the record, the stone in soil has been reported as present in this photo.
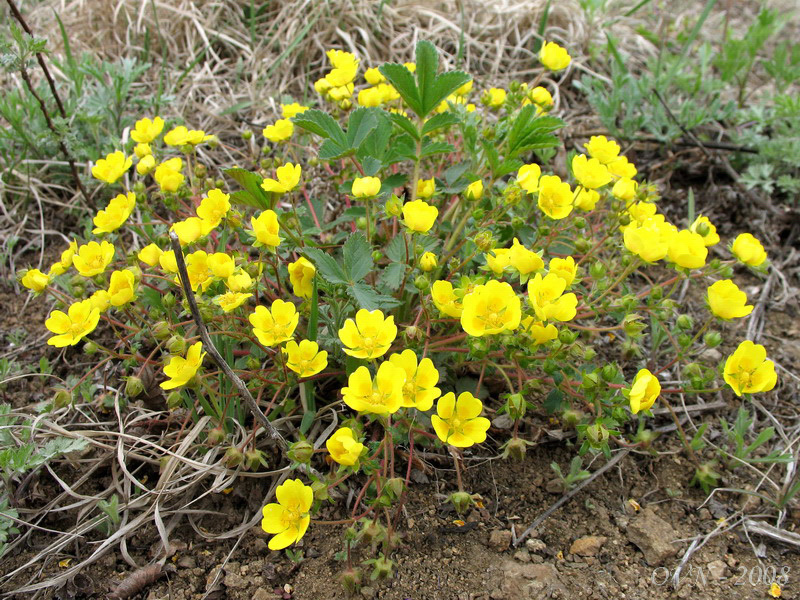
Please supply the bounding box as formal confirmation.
[626,506,678,565]
[487,529,513,551]
[569,535,607,557]
[494,559,566,599]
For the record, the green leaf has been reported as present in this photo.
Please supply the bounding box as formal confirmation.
[426,70,472,115]
[387,112,420,140]
[228,189,265,210]
[544,389,564,414]
[302,247,348,285]
[385,234,410,262]
[348,283,402,310]
[346,108,379,149]
[357,111,393,166]
[342,233,373,283]
[378,262,407,291]
[318,138,351,161]
[506,107,565,158]
[481,139,501,174]
[292,109,347,146]
[415,40,471,117]
[421,112,460,136]
[421,139,455,158]
[223,168,270,209]
[379,63,422,116]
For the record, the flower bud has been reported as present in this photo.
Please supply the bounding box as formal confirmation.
[206,135,219,149]
[447,491,473,514]
[720,265,734,278]
[405,325,422,340]
[356,216,367,230]
[471,208,485,221]
[83,341,99,355]
[511,216,524,230]
[339,568,362,593]
[370,555,394,580]
[619,213,631,226]
[504,393,526,420]
[162,292,176,308]
[633,428,658,447]
[223,447,244,468]
[311,479,330,502]
[194,164,207,178]
[260,158,272,170]
[179,144,194,155]
[246,357,261,370]
[413,275,430,291]
[558,328,578,344]
[585,422,609,448]
[649,285,663,301]
[575,237,591,253]
[241,130,253,140]
[125,376,144,399]
[468,336,489,359]
[372,250,383,262]
[385,477,404,500]
[573,216,587,229]
[474,231,494,251]
[503,185,523,207]
[623,315,645,336]
[385,194,403,217]
[589,261,605,279]
[583,347,597,361]
[502,437,528,461]
[52,387,73,409]
[703,331,722,348]
[207,427,226,445]
[153,321,171,340]
[420,252,437,272]
[581,372,600,390]
[288,440,314,464]
[676,314,694,330]
[244,449,265,471]
[562,408,583,429]
[167,335,186,355]
[166,391,183,409]
[678,333,693,348]
[601,364,618,381]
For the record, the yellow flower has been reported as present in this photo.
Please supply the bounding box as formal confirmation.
[283,340,328,377]
[520,317,558,344]
[91,151,132,184]
[707,280,753,320]
[509,238,544,279]
[607,155,637,179]
[431,280,464,318]
[21,269,50,292]
[403,62,416,73]
[623,216,676,263]
[539,41,571,71]
[731,233,767,267]
[197,189,230,227]
[527,273,578,322]
[261,163,301,194]
[402,199,438,233]
[629,369,660,414]
[281,102,309,119]
[574,188,600,211]
[338,309,397,359]
[92,192,136,235]
[136,154,156,176]
[689,215,720,246]
[45,299,101,347]
[416,178,436,199]
[364,67,386,85]
[214,291,252,313]
[326,428,364,467]
[137,244,163,267]
[226,270,253,292]
[538,175,574,220]
[431,392,491,448]
[483,88,506,107]
[769,582,782,598]
[108,269,136,306]
[484,247,511,275]
[261,479,313,551]
[351,176,381,198]
[184,250,214,292]
[341,362,405,415]
[262,119,294,143]
[131,116,165,143]
[250,300,299,346]
[549,256,577,287]
[163,126,209,146]
[88,289,111,313]
[358,86,384,107]
[159,250,178,273]
[583,135,620,164]
[626,201,657,228]
[528,86,553,108]
[461,280,521,337]
[455,80,473,96]
[288,257,316,299]
[208,253,236,279]
[420,252,437,272]
[73,241,115,277]
[723,340,777,397]
[134,143,151,158]
[154,157,185,192]
[517,164,541,193]
[251,210,282,247]
[171,217,209,245]
[667,230,707,269]
[388,349,441,411]
[612,178,638,201]
[465,180,484,201]
[56,240,78,273]
[572,154,612,190]
[325,49,360,86]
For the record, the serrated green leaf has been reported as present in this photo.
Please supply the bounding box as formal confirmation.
[385,234,410,263]
[378,262,407,291]
[229,189,265,210]
[318,138,351,160]
[444,162,470,186]
[507,107,565,158]
[415,40,439,111]
[380,63,422,116]
[348,282,402,310]
[303,247,348,285]
[342,233,373,283]
[381,173,408,191]
[425,71,472,115]
[495,158,524,178]
[421,139,455,158]
[346,108,378,149]
[421,112,460,136]
[223,168,270,209]
[481,139,500,174]
[292,109,347,146]
[387,111,420,140]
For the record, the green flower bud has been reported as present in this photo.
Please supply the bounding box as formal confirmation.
[72,284,86,298]
[575,237,592,253]
[413,275,430,291]
[676,314,694,330]
[166,391,183,410]
[241,130,253,140]
[585,422,609,448]
[562,408,583,429]
[447,491,473,514]
[132,180,146,194]
[471,208,486,221]
[179,144,194,155]
[246,357,260,370]
[311,479,330,502]
[623,315,645,336]
[589,261,605,279]
[385,477,404,500]
[573,216,587,229]
[125,376,144,399]
[162,292,176,309]
[288,440,314,464]
[167,335,186,355]
[244,449,266,471]
[503,185,523,207]
[558,328,578,344]
[214,178,225,188]
[683,362,703,378]
[308,157,319,167]
[371,250,383,262]
[468,336,489,359]
[52,387,73,409]
[505,393,526,420]
[703,331,722,348]
[207,427,226,446]
[405,325,421,340]
[502,437,528,461]
[474,231,494,251]
[581,372,600,390]
[260,158,272,170]
[152,321,171,340]
[720,265,734,278]
[370,555,394,580]
[633,427,658,447]
[542,359,558,375]
[678,333,693,348]
[194,164,207,178]
[356,216,367,230]
[620,254,632,267]
[83,341,99,355]
[601,364,618,381]
[385,194,403,217]
[223,446,244,468]
[205,135,219,149]
[339,568,362,594]
[695,222,710,237]
[619,214,631,226]
[649,285,663,301]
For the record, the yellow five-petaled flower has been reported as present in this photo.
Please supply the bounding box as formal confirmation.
[45,299,101,347]
[261,479,313,550]
[160,342,206,390]
[338,309,397,359]
[431,392,491,448]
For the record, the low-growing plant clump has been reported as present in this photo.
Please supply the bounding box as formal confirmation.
[14,39,784,589]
